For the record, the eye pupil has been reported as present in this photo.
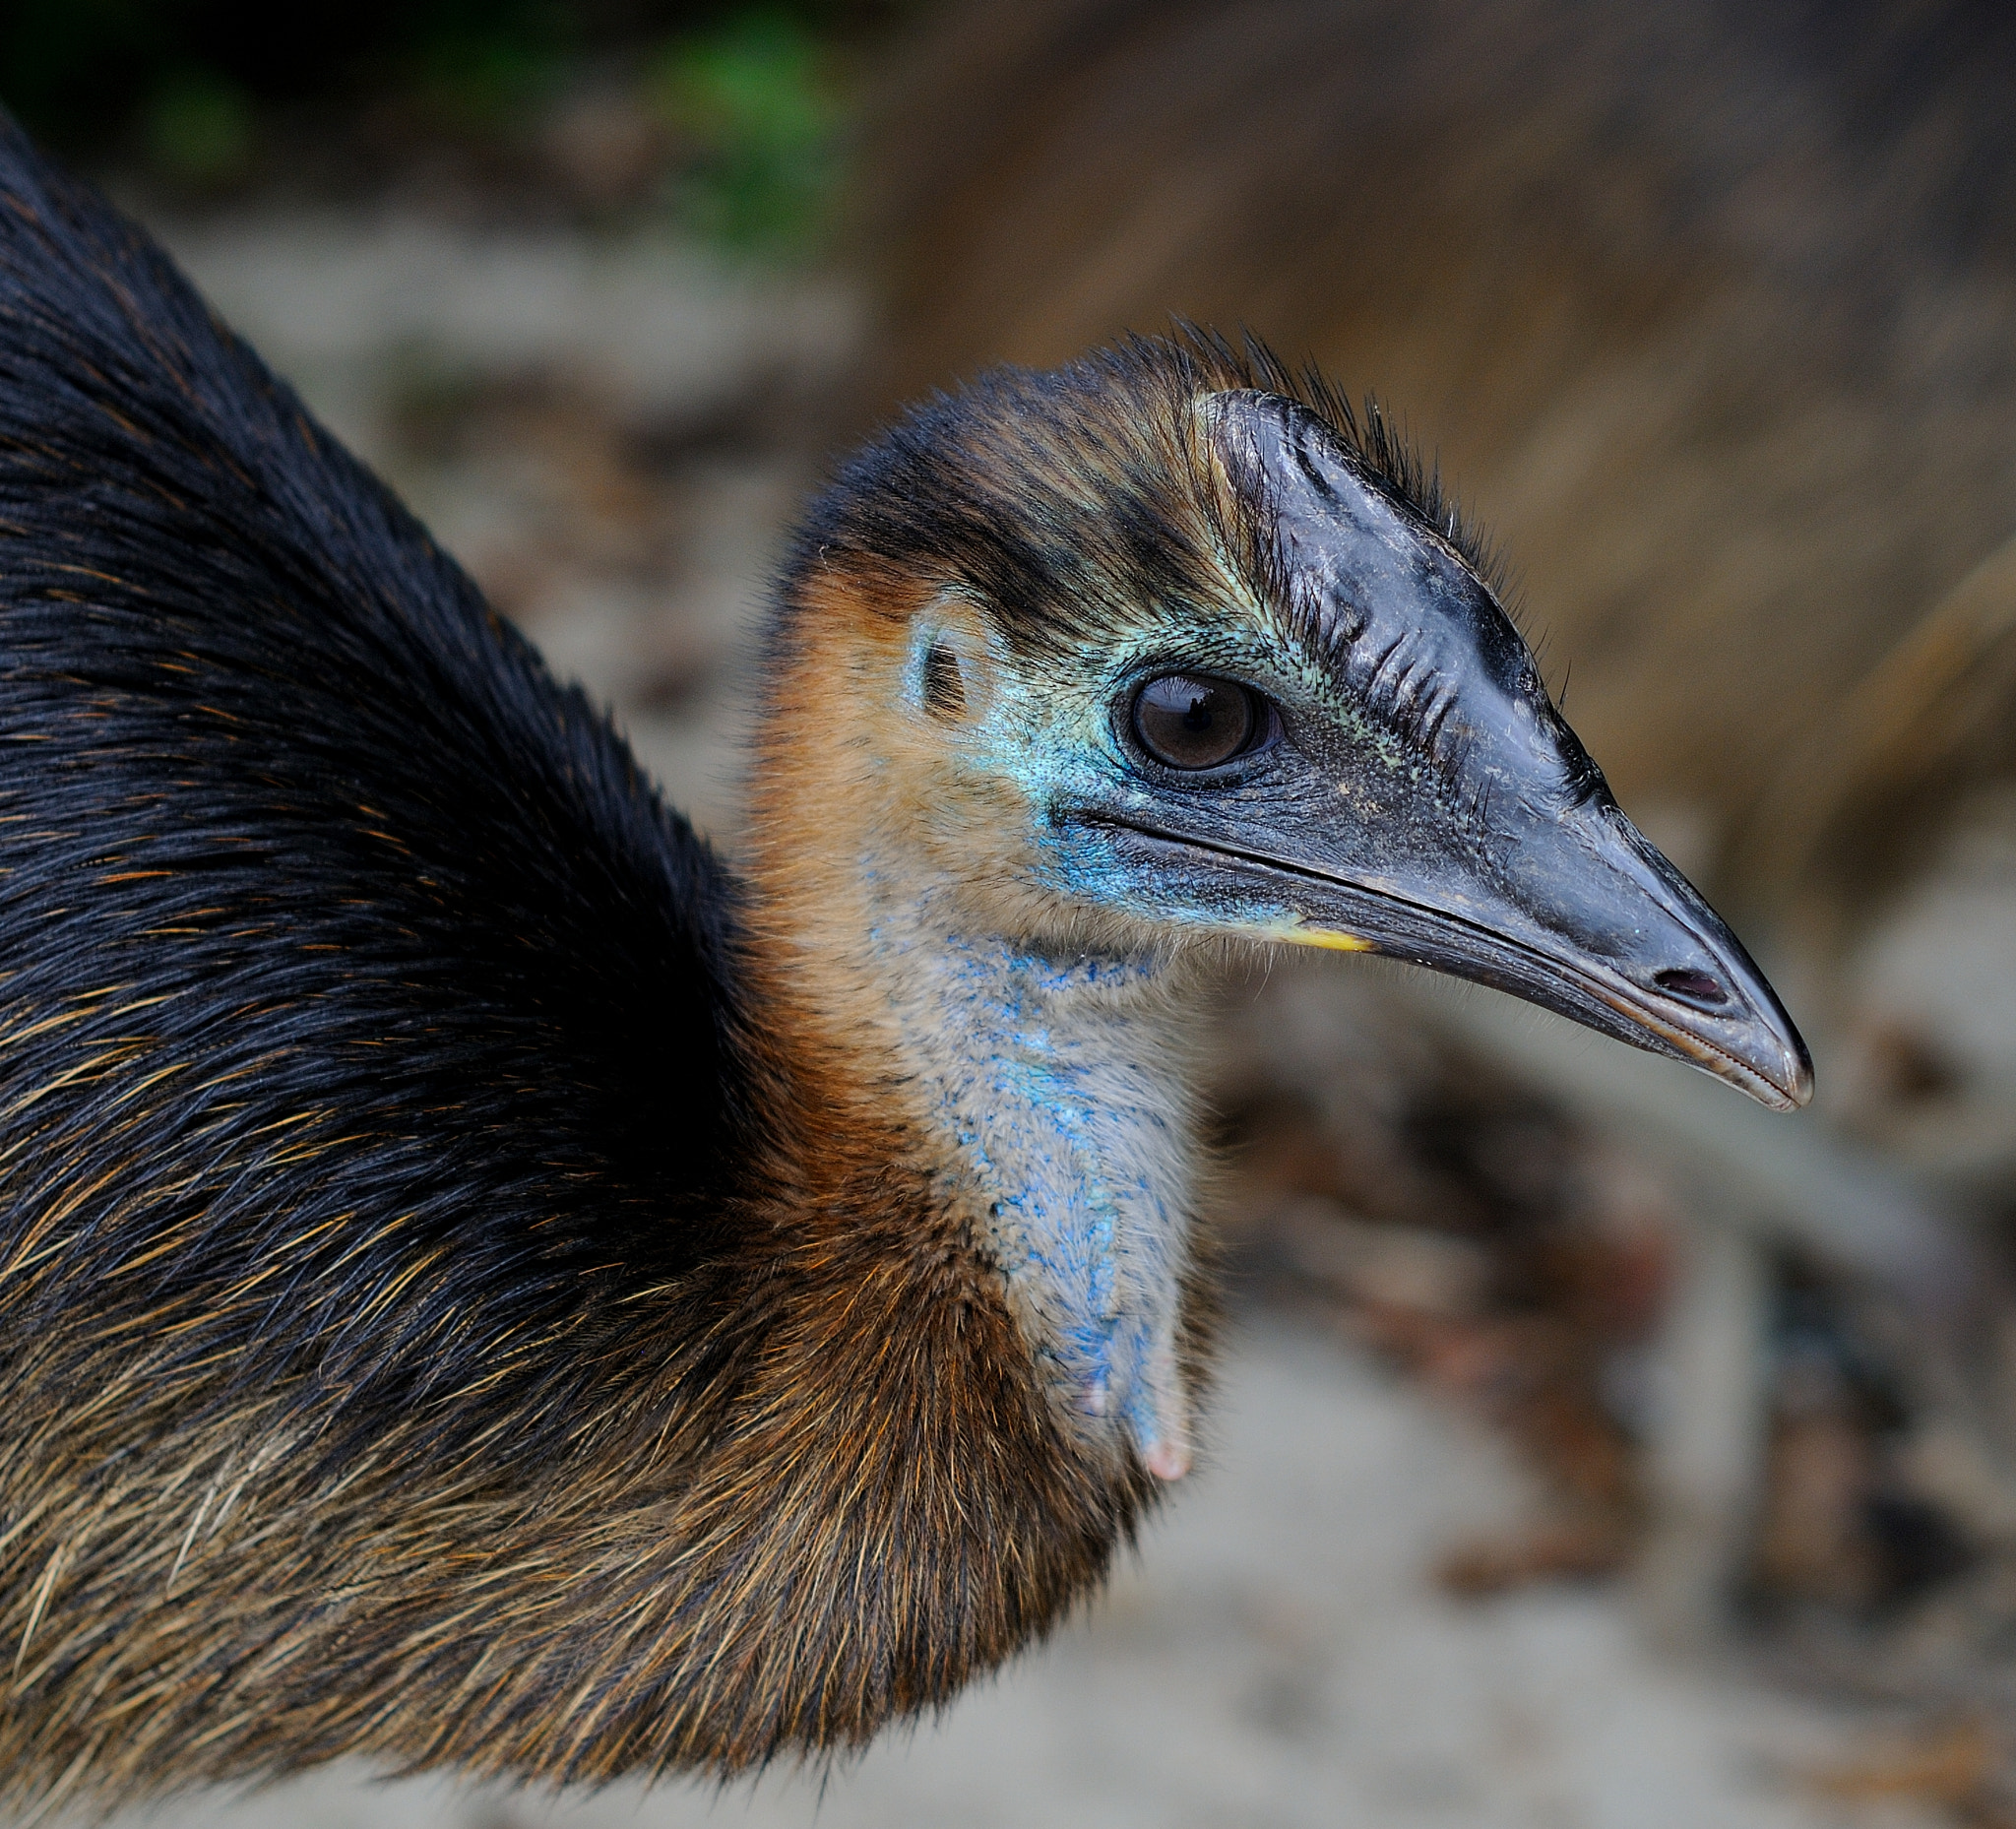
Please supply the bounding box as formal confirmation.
[1132,673,1262,770]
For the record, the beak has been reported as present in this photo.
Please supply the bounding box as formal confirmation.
[1072,387,1812,1111]
[1097,792,1813,1111]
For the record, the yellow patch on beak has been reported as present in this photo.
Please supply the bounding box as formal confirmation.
[1268,921,1374,954]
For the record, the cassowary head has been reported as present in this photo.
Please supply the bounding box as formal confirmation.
[762,334,1810,1111]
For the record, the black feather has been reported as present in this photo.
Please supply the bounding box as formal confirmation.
[0,114,753,1472]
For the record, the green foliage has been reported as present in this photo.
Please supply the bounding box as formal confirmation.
[649,10,842,253]
[390,1,579,132]
[0,1,889,250]
[143,68,257,186]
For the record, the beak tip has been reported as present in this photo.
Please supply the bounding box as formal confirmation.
[1736,1027,1813,1112]
[1780,1041,1816,1111]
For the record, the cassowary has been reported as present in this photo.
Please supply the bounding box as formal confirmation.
[0,120,1806,1811]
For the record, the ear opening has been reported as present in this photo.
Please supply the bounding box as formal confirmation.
[922,643,967,719]
[906,599,997,725]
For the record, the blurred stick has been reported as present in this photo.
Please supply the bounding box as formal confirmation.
[1637,1216,1769,1645]
[1396,973,2003,1623]
[1741,528,2016,897]
[1396,975,1978,1310]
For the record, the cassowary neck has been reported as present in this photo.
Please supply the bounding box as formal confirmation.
[746,582,1211,1481]
[858,878,1202,1479]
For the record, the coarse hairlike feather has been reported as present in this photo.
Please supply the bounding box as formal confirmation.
[0,99,1801,1814]
[0,113,1174,1810]
[786,325,1504,672]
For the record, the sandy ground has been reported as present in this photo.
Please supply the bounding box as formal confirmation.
[10,204,1944,1829]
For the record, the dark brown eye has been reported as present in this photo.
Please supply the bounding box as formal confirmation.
[1131,673,1262,770]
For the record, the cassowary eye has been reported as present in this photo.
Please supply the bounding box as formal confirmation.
[1131,673,1264,770]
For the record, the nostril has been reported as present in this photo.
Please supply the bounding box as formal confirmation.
[1654,967,1728,1007]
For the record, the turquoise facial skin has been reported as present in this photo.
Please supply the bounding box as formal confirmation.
[877,606,1378,1468]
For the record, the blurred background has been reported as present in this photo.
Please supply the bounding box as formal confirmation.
[8,1,2016,1822]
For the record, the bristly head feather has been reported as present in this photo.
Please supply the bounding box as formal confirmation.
[1168,322,1509,599]
[776,325,1510,686]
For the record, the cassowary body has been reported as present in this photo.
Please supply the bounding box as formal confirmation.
[0,122,1805,1810]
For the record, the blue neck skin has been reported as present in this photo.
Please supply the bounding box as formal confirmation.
[863,880,1199,1478]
